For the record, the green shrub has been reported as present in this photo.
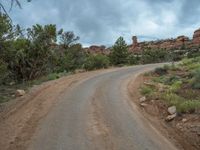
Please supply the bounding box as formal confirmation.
[161,92,200,113]
[141,48,169,64]
[191,68,200,89]
[178,100,200,113]
[170,64,179,71]
[187,63,200,70]
[162,92,182,106]
[163,64,170,71]
[170,80,182,92]
[0,95,9,103]
[180,57,200,71]
[154,67,168,75]
[165,75,180,85]
[128,54,140,65]
[58,44,86,72]
[0,59,9,84]
[47,73,60,81]
[144,71,152,77]
[140,85,155,96]
[153,76,167,83]
[84,54,110,71]
[187,50,200,58]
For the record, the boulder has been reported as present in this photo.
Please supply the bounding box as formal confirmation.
[166,113,177,122]
[15,90,26,97]
[182,118,187,123]
[167,106,176,115]
[139,96,146,103]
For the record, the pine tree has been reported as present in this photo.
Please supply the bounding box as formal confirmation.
[110,36,129,65]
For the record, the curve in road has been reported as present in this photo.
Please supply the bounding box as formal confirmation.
[28,64,177,150]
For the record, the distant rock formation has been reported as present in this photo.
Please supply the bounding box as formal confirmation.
[84,45,109,55]
[132,36,138,48]
[129,28,200,53]
[85,28,200,55]
[193,28,200,46]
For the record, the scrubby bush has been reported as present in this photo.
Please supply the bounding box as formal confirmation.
[181,57,200,71]
[162,92,200,113]
[0,59,9,83]
[57,44,86,72]
[84,54,110,71]
[141,48,169,64]
[128,54,140,65]
[191,68,200,89]
[0,12,85,83]
[162,92,182,106]
[178,100,200,113]
[187,49,200,58]
[163,64,170,71]
[9,24,57,81]
[140,85,155,96]
[153,76,167,83]
[154,67,168,75]
[170,80,182,92]
[165,75,180,85]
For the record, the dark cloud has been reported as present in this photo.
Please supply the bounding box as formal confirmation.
[179,0,200,25]
[4,0,200,46]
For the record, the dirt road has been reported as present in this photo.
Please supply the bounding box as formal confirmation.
[0,64,178,150]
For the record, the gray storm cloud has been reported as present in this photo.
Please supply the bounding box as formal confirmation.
[4,0,200,46]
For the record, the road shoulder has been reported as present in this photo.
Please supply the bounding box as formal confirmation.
[127,73,198,150]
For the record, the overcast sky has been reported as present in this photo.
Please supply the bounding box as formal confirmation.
[2,0,200,46]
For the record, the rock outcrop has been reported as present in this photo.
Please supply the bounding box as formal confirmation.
[129,28,200,53]
[132,36,138,48]
[84,45,109,55]
[193,28,200,46]
[85,28,200,55]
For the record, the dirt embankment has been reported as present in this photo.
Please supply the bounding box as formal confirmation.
[128,74,200,150]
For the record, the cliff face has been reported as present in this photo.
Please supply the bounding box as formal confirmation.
[129,28,200,53]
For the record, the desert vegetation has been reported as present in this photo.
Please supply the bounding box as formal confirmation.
[138,56,200,149]
[140,57,200,114]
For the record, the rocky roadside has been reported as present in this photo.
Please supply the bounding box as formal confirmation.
[128,74,200,150]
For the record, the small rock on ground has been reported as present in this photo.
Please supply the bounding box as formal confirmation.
[140,103,148,107]
[139,96,146,103]
[166,113,177,122]
[15,90,26,97]
[168,106,176,115]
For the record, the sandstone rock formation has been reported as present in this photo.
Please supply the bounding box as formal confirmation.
[84,45,109,55]
[85,28,200,55]
[193,28,200,46]
[129,28,200,53]
[132,36,138,48]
